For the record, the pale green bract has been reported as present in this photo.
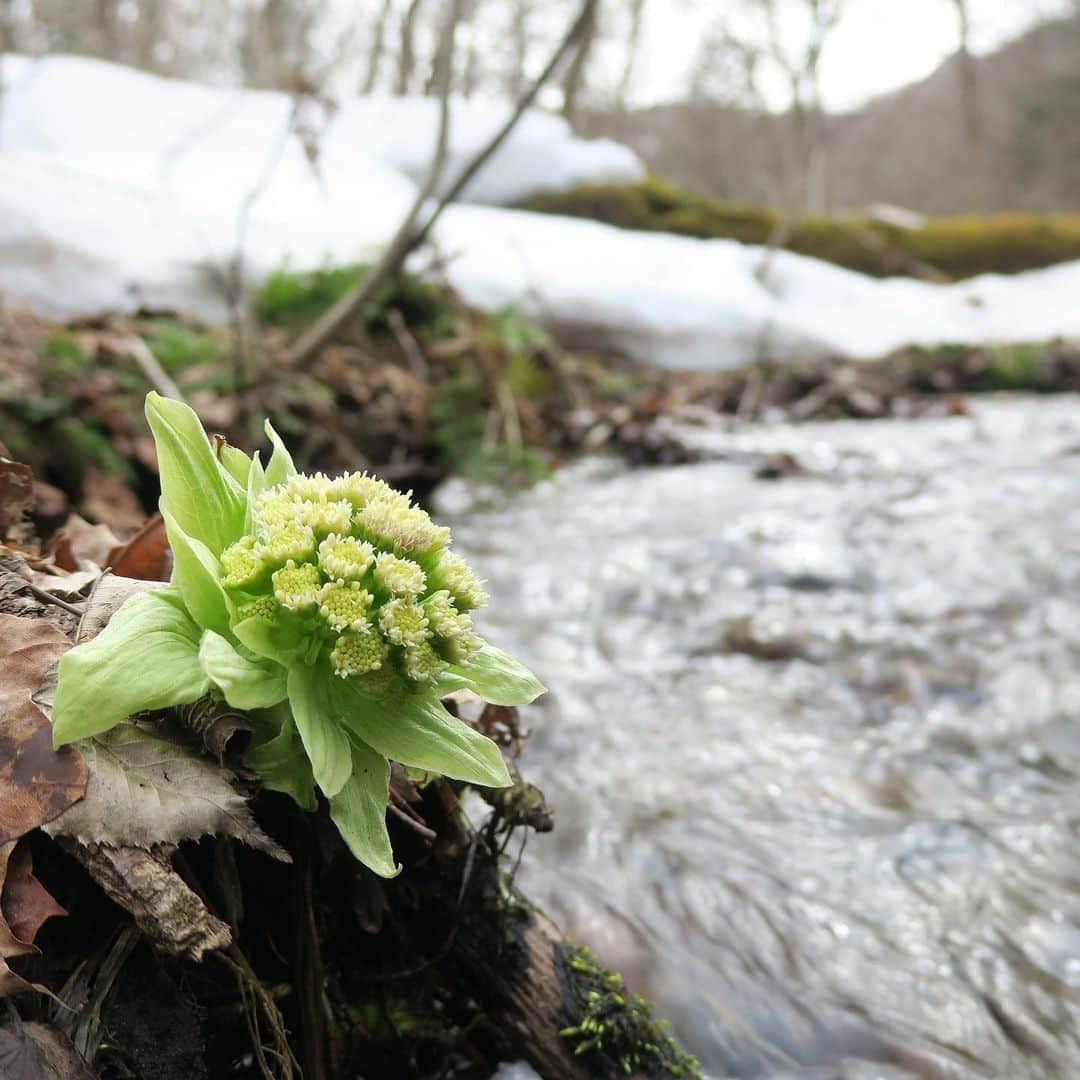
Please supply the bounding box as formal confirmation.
[51,392,545,878]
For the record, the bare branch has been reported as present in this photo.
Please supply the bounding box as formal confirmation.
[283,0,599,370]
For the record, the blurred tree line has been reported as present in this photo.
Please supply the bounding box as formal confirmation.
[1,0,1078,213]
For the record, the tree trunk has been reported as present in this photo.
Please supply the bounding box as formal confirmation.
[560,0,599,125]
[394,0,426,95]
[362,0,394,94]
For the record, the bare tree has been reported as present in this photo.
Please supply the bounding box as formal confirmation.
[615,0,648,109]
[561,0,600,124]
[394,0,426,94]
[285,0,600,368]
[949,0,981,143]
[362,0,396,93]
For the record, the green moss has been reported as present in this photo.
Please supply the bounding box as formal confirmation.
[253,264,456,338]
[427,371,549,486]
[525,178,1080,280]
[559,945,701,1079]
[144,319,229,374]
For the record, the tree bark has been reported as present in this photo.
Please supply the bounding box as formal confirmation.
[394,0,426,95]
[561,0,600,125]
[362,0,395,94]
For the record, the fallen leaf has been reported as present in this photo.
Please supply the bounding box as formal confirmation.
[43,722,287,860]
[48,514,121,572]
[0,842,34,997]
[0,460,34,544]
[81,469,145,533]
[12,1023,93,1079]
[106,514,171,581]
[0,615,87,847]
[1,841,66,946]
[0,1009,45,1080]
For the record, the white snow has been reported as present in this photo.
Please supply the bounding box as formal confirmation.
[2,54,1079,370]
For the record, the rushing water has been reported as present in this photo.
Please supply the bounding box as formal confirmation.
[441,395,1080,1079]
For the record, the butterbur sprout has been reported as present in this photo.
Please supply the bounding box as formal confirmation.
[50,393,546,878]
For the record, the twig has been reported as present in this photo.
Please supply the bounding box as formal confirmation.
[386,306,429,379]
[231,95,305,368]
[20,579,86,616]
[126,336,185,403]
[283,0,599,368]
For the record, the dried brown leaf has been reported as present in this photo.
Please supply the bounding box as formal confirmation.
[81,468,145,533]
[0,1012,46,1080]
[106,514,171,581]
[1,840,66,946]
[48,514,121,573]
[0,460,34,545]
[0,841,34,998]
[0,615,87,847]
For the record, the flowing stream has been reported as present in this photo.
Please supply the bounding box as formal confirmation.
[442,395,1080,1079]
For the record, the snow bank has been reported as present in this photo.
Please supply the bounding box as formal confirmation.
[2,54,1080,369]
[0,54,642,207]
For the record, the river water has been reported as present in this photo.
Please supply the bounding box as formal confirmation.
[442,395,1080,1079]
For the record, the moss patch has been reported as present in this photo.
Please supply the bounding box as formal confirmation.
[524,177,1080,280]
[559,945,701,1078]
[254,263,456,338]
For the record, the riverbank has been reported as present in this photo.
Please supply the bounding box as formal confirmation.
[5,285,1079,532]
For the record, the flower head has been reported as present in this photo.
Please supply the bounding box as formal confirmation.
[318,580,374,631]
[272,560,322,612]
[318,534,375,581]
[331,627,389,678]
[373,552,426,597]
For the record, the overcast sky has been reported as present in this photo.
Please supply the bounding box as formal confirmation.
[626,0,1072,111]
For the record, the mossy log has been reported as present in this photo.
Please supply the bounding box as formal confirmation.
[524,177,1080,280]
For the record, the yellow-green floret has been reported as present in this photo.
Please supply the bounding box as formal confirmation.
[432,551,488,610]
[292,497,354,537]
[318,534,375,581]
[423,590,472,639]
[373,552,426,597]
[378,598,430,647]
[356,498,451,555]
[220,535,266,590]
[260,522,316,565]
[272,560,322,612]
[402,640,448,683]
[331,627,390,678]
[318,580,374,631]
[237,595,279,621]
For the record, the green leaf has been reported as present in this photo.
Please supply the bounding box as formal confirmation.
[244,705,317,811]
[232,613,306,665]
[263,419,296,488]
[161,506,232,636]
[329,736,398,878]
[199,630,287,710]
[447,644,546,706]
[245,451,266,531]
[52,588,209,747]
[217,441,252,487]
[286,661,354,798]
[336,681,511,788]
[145,392,246,556]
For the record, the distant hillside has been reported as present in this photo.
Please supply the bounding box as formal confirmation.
[580,13,1080,215]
